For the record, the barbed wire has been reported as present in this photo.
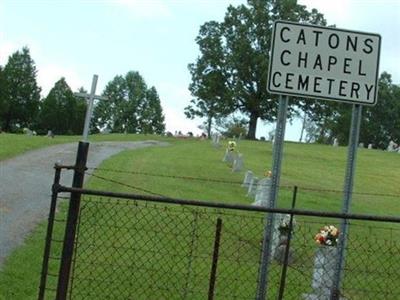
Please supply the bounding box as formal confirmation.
[86,167,400,199]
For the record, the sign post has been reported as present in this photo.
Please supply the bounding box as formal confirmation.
[257,94,289,300]
[257,20,381,299]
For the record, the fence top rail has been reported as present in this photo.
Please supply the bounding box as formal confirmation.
[56,185,400,224]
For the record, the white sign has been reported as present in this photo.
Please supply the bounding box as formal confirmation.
[267,21,381,105]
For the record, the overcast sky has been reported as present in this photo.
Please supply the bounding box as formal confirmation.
[1,0,399,140]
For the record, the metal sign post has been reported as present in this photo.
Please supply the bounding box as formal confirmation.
[257,95,289,300]
[331,104,362,299]
[260,20,381,299]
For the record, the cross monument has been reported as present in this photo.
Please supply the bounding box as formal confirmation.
[74,74,108,142]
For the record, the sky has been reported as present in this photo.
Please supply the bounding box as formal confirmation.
[1,0,399,140]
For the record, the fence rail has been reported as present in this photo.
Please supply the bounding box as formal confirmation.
[39,182,400,300]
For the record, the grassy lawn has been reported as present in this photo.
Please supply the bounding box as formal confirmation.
[0,133,172,161]
[0,136,399,299]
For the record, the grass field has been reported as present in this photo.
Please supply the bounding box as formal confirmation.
[0,133,172,161]
[0,135,399,299]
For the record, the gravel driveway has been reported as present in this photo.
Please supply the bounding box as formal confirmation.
[0,140,168,267]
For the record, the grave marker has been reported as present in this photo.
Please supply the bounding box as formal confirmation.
[242,171,254,188]
[247,177,259,198]
[232,153,244,172]
[74,75,108,142]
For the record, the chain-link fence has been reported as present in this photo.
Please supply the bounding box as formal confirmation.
[39,188,400,300]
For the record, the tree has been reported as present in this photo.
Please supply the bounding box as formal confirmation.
[360,72,400,149]
[185,21,233,138]
[141,87,165,134]
[93,71,165,134]
[38,78,86,135]
[304,72,400,149]
[1,47,41,131]
[0,66,5,129]
[187,0,326,139]
[215,116,249,138]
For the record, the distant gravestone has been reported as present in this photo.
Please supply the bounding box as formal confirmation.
[47,130,54,138]
[252,178,283,258]
[387,140,397,152]
[247,177,259,198]
[368,143,373,149]
[23,128,33,136]
[359,142,364,148]
[253,178,272,207]
[232,153,244,172]
[242,171,253,188]
[222,149,234,163]
[212,133,220,148]
[333,138,339,147]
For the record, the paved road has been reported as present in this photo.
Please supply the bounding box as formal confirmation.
[0,140,168,267]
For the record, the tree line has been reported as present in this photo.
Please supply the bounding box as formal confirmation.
[0,47,165,135]
[186,0,400,149]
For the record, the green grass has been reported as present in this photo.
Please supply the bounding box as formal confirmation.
[0,136,399,299]
[0,133,173,161]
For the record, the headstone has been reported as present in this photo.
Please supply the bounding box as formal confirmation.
[387,140,397,152]
[247,177,259,198]
[212,133,220,148]
[273,235,294,265]
[304,247,345,300]
[232,153,244,172]
[252,179,282,258]
[358,142,364,148]
[368,143,373,149]
[47,130,54,138]
[23,128,33,136]
[222,148,234,163]
[242,171,253,188]
[253,178,272,207]
[273,214,296,264]
[333,138,339,147]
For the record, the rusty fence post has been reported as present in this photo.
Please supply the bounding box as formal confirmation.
[208,218,223,300]
[38,163,62,300]
[56,141,89,300]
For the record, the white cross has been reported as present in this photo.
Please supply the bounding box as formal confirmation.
[74,74,108,142]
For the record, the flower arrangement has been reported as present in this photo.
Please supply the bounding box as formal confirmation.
[314,225,339,246]
[278,214,296,235]
[227,141,236,152]
[264,170,272,177]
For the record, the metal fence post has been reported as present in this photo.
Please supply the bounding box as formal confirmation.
[38,163,62,300]
[331,104,362,299]
[56,141,89,300]
[208,218,223,300]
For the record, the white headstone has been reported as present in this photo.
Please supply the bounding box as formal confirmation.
[253,178,272,207]
[333,138,339,147]
[212,133,221,148]
[222,149,234,163]
[247,177,259,198]
[368,143,373,149]
[304,247,345,300]
[242,171,253,188]
[232,153,244,172]
[387,140,397,152]
[358,142,364,148]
